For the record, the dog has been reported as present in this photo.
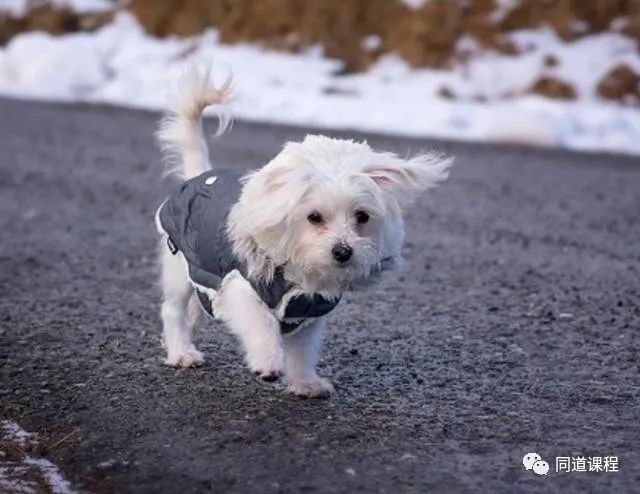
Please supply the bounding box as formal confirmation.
[155,67,452,398]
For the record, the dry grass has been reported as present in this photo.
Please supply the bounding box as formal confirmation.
[124,0,640,71]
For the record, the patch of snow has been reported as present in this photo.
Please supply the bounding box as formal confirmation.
[362,35,382,52]
[509,29,640,98]
[1,421,34,448]
[0,0,111,17]
[1,421,77,494]
[24,458,76,494]
[401,453,417,460]
[0,0,29,16]
[0,463,34,494]
[0,12,639,155]
[400,0,431,9]
[490,0,516,23]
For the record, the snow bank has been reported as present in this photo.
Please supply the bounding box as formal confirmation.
[0,12,638,155]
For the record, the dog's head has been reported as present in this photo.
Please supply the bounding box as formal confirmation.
[228,135,452,294]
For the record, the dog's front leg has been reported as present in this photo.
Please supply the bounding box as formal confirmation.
[284,317,334,398]
[213,271,285,381]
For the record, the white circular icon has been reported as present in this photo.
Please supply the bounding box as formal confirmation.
[523,453,541,470]
[204,176,218,185]
[532,460,549,475]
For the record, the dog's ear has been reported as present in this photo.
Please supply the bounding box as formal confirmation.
[363,153,452,199]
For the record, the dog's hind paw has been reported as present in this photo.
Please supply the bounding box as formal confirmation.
[164,348,204,368]
[287,377,334,399]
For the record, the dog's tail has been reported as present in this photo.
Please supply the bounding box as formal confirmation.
[157,66,233,180]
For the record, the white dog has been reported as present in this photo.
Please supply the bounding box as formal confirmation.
[155,67,452,398]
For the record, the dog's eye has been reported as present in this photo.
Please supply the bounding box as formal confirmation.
[307,211,324,225]
[355,210,370,224]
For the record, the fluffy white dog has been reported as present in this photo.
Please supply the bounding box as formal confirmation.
[155,67,452,398]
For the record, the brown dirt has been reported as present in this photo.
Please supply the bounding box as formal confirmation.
[438,85,457,100]
[597,63,640,102]
[621,15,640,48]
[543,53,560,67]
[0,12,25,44]
[24,4,78,35]
[0,2,113,44]
[528,75,577,100]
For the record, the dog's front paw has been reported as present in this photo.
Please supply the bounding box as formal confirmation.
[287,377,334,399]
[247,349,285,382]
[164,347,204,368]
[253,369,281,382]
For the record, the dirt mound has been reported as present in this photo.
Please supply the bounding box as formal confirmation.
[528,75,577,100]
[597,63,640,103]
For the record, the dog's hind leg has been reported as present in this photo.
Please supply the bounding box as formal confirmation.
[160,245,204,367]
[187,291,202,331]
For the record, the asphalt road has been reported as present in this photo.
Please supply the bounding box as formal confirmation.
[0,98,639,494]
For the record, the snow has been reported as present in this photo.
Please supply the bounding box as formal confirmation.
[0,11,639,155]
[401,0,431,9]
[1,0,111,17]
[1,420,34,448]
[0,421,77,494]
[24,458,76,494]
[491,0,516,23]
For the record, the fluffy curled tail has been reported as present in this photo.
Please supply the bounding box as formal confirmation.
[157,66,233,180]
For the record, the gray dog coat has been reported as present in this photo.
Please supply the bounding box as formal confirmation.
[157,169,340,334]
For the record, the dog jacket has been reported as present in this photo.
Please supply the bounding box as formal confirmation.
[157,169,340,334]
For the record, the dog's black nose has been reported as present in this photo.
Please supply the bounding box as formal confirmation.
[332,244,353,263]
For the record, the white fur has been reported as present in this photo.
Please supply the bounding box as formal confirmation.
[212,270,285,379]
[160,247,204,368]
[156,65,452,397]
[227,135,451,293]
[284,317,334,398]
[156,64,233,180]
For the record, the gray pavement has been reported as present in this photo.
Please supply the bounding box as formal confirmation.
[0,98,639,494]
